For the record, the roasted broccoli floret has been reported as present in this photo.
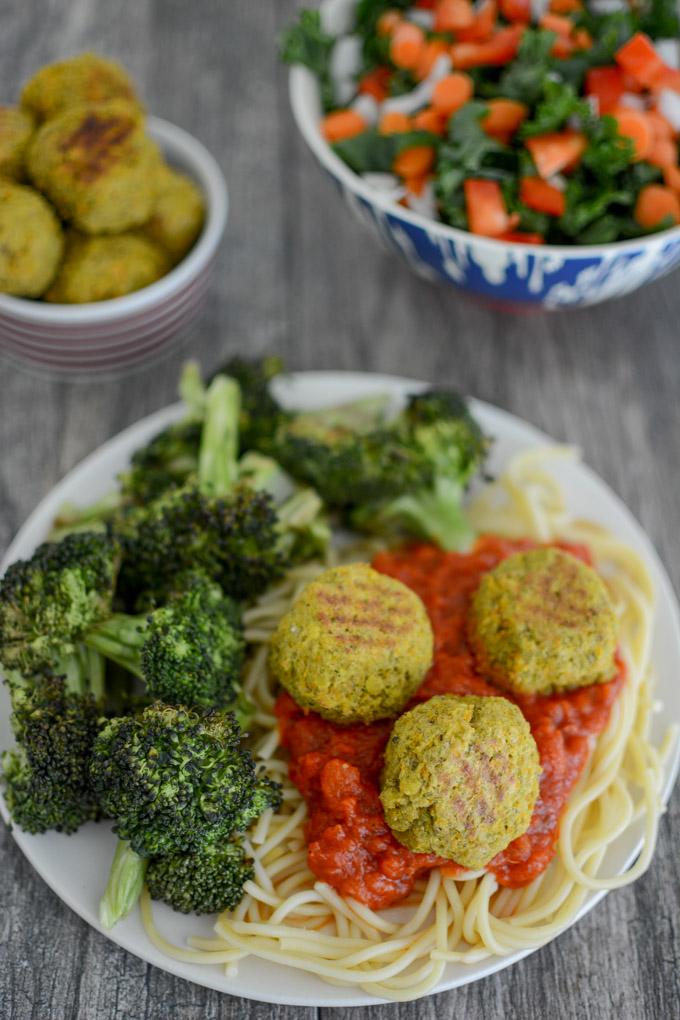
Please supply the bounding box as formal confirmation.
[85,574,246,710]
[214,355,287,452]
[269,394,422,508]
[120,419,202,505]
[114,373,328,603]
[0,532,119,692]
[269,388,487,550]
[1,675,102,833]
[92,703,281,926]
[91,704,275,856]
[146,840,254,914]
[351,390,489,550]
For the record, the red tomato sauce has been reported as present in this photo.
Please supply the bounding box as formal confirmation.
[275,536,625,909]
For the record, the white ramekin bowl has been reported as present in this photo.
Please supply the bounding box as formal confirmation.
[0,116,228,374]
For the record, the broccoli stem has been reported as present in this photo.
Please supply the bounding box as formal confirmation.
[355,478,475,552]
[178,360,207,420]
[238,451,295,505]
[49,491,122,541]
[99,839,148,929]
[198,375,241,497]
[84,614,146,679]
[295,394,392,435]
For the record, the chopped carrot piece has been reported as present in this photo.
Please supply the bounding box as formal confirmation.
[380,111,413,135]
[520,176,566,217]
[405,173,431,196]
[611,108,654,161]
[647,136,678,168]
[539,13,574,35]
[525,131,587,178]
[321,110,366,143]
[464,178,518,236]
[378,10,403,36]
[663,164,680,192]
[634,183,680,227]
[390,22,426,70]
[573,28,593,50]
[497,230,546,243]
[358,67,391,103]
[413,107,447,135]
[499,0,531,22]
[456,0,498,43]
[393,145,436,177]
[549,0,581,12]
[435,0,475,32]
[652,67,680,92]
[615,33,667,89]
[482,98,528,137]
[415,39,449,80]
[432,73,474,114]
[585,66,625,115]
[451,25,524,69]
[647,109,675,139]
[551,35,575,58]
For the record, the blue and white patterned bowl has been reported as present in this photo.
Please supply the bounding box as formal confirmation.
[290,66,680,309]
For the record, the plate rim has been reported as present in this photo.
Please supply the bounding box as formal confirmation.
[2,369,679,1007]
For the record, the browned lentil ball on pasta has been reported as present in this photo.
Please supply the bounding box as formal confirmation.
[468,547,618,696]
[269,563,433,724]
[380,694,540,869]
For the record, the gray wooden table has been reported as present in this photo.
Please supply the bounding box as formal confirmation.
[1,2,679,1018]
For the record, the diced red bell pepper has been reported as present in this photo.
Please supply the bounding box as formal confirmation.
[451,25,524,69]
[520,176,566,217]
[525,131,587,178]
[585,66,626,115]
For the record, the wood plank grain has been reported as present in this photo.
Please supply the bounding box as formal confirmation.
[1,1,679,1018]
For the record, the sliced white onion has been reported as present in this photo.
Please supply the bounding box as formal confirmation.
[619,92,648,111]
[656,39,680,70]
[530,0,549,20]
[658,89,680,131]
[381,55,452,115]
[406,180,437,220]
[407,8,436,30]
[330,34,361,84]
[428,53,454,83]
[585,94,600,116]
[351,93,379,125]
[549,174,567,192]
[589,0,625,11]
[361,172,406,201]
[320,0,357,36]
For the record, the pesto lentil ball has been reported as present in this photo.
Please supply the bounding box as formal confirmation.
[380,694,540,868]
[21,52,141,123]
[141,162,205,263]
[27,99,158,233]
[0,180,63,297]
[269,563,433,724]
[0,106,34,180]
[45,232,169,303]
[468,547,617,696]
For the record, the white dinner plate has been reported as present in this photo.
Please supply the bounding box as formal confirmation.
[2,371,679,1006]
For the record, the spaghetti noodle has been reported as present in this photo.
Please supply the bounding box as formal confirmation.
[141,446,676,1001]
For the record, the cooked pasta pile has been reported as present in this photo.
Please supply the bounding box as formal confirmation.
[140,446,676,1001]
